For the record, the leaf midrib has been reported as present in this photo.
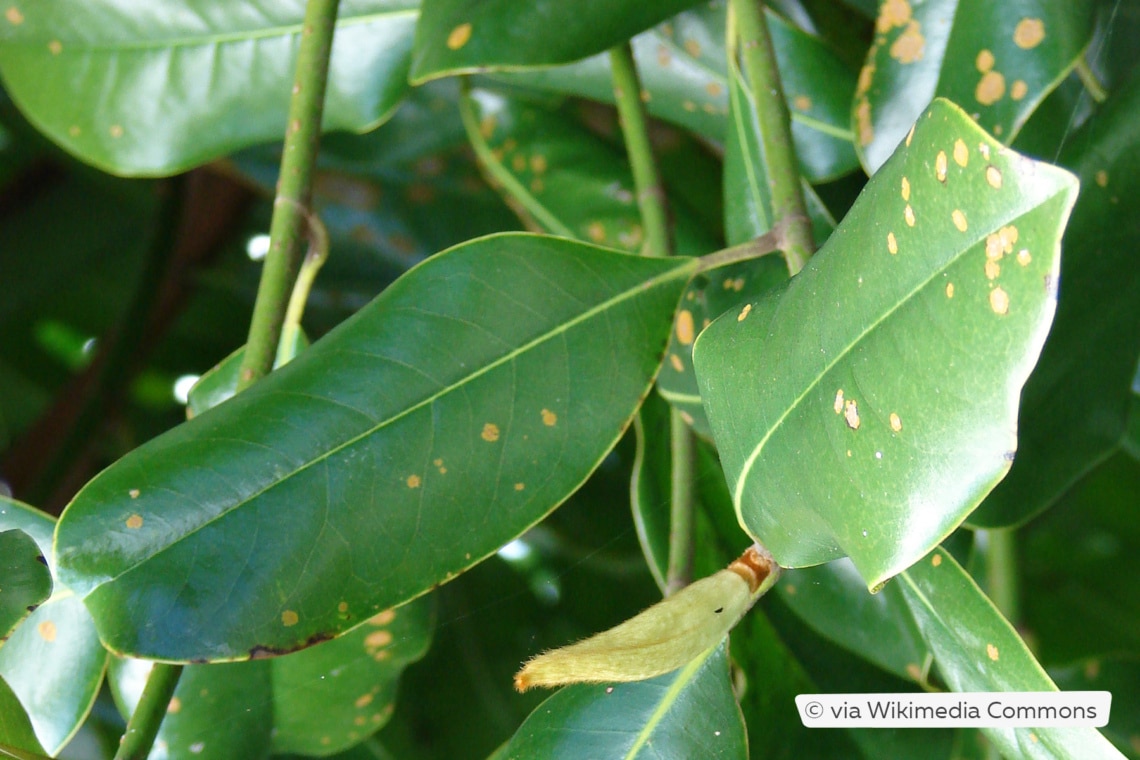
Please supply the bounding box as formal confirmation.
[623,645,717,759]
[86,250,694,588]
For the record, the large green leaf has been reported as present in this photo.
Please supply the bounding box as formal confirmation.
[970,67,1140,526]
[493,1,860,183]
[0,499,106,757]
[897,547,1124,760]
[694,98,1078,587]
[409,0,704,83]
[854,0,1095,172]
[0,0,419,176]
[0,530,50,644]
[55,234,697,661]
[109,596,432,758]
[501,640,746,759]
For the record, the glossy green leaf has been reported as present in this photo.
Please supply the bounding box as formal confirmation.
[694,98,1078,586]
[502,640,745,759]
[493,1,861,182]
[271,597,432,755]
[0,0,419,176]
[108,596,431,758]
[55,234,698,661]
[409,0,704,83]
[776,559,931,684]
[0,498,106,756]
[0,530,50,643]
[1019,452,1140,665]
[0,677,45,759]
[855,0,1095,172]
[1052,657,1140,760]
[897,546,1123,760]
[971,67,1140,526]
[111,658,273,759]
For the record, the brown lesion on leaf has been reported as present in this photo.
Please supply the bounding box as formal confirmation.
[249,630,335,660]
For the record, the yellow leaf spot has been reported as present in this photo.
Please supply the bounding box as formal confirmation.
[990,287,1010,315]
[1011,79,1028,100]
[785,584,797,595]
[834,389,845,414]
[906,663,923,681]
[406,474,421,489]
[656,45,671,67]
[355,693,374,708]
[529,155,547,174]
[705,82,723,98]
[793,94,812,111]
[935,150,948,182]
[38,620,56,642]
[126,514,144,529]
[878,0,912,30]
[900,177,910,201]
[168,697,182,714]
[1017,249,1032,266]
[737,303,752,322]
[514,482,525,491]
[953,138,968,167]
[338,601,349,613]
[511,154,526,172]
[985,259,1000,280]
[1013,18,1045,49]
[669,354,684,372]
[905,123,915,147]
[976,70,1005,106]
[446,22,472,50]
[5,7,23,24]
[985,165,1002,188]
[369,609,396,626]
[682,100,697,112]
[365,630,392,649]
[68,125,81,137]
[732,277,745,292]
[48,40,62,55]
[889,20,925,64]
[890,413,902,432]
[976,49,994,72]
[904,204,915,227]
[987,643,1000,661]
[952,209,968,232]
[541,408,557,426]
[1095,170,1108,187]
[857,63,875,98]
[676,310,695,345]
[479,115,496,139]
[932,553,942,567]
[855,99,873,147]
[946,282,954,298]
[844,399,861,430]
[887,231,898,255]
[684,39,701,58]
[129,488,140,499]
[109,124,124,138]
[586,221,606,243]
[282,610,299,627]
[354,716,367,726]
[481,423,500,442]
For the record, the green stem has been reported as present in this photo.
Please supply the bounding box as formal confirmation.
[237,0,342,391]
[982,528,1019,624]
[277,201,329,366]
[696,212,805,272]
[609,43,671,259]
[730,0,814,274]
[609,42,697,595]
[1074,57,1107,103]
[112,664,184,760]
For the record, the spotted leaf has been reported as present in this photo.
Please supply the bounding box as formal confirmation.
[55,233,698,661]
[0,0,419,175]
[0,498,106,757]
[0,529,50,645]
[855,0,1095,172]
[897,547,1123,759]
[694,98,1078,587]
